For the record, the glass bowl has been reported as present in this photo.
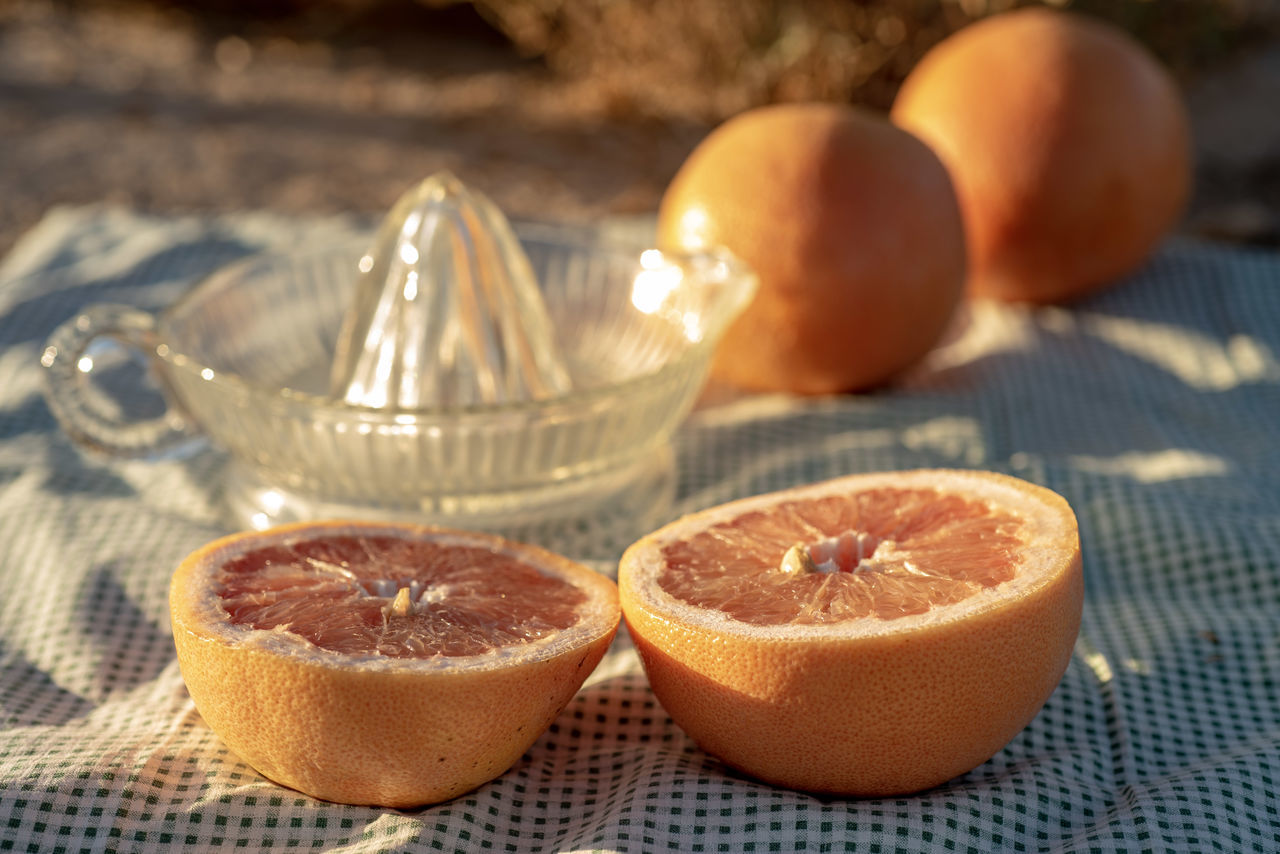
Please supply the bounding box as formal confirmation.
[41,225,756,531]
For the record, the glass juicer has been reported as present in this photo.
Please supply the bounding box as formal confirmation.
[41,173,757,534]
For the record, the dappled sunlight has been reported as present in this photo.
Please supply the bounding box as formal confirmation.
[1085,314,1280,391]
[1067,448,1232,483]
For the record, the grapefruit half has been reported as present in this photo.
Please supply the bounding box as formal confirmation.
[619,469,1082,796]
[169,520,620,808]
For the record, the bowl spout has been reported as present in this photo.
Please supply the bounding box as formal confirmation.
[630,246,758,347]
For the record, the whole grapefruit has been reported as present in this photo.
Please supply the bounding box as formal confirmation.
[891,8,1191,304]
[657,102,966,394]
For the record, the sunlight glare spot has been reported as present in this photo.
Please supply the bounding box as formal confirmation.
[632,262,683,315]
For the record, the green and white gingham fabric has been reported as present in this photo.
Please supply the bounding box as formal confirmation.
[2,206,1279,853]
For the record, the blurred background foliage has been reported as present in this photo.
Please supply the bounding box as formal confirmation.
[158,0,1273,122]
[458,0,1267,118]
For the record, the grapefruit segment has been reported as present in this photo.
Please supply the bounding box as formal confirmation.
[211,534,588,657]
[619,469,1083,796]
[169,521,620,808]
[658,486,1023,625]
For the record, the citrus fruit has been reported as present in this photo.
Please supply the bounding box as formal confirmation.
[656,102,966,395]
[618,469,1083,796]
[891,8,1191,304]
[169,520,620,808]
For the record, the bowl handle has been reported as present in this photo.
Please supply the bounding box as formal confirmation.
[40,304,201,458]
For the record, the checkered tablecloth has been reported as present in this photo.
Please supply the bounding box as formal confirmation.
[1,205,1278,852]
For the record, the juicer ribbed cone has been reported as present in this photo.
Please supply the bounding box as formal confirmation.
[330,172,573,409]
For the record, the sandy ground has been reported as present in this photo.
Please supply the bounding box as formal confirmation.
[1,0,1279,258]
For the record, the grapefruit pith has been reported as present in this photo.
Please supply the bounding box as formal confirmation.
[169,520,620,808]
[619,469,1083,796]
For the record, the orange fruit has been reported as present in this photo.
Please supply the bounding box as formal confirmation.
[891,8,1191,304]
[169,520,620,808]
[656,102,966,395]
[618,468,1083,796]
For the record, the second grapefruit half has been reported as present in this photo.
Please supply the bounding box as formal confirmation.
[619,469,1083,796]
